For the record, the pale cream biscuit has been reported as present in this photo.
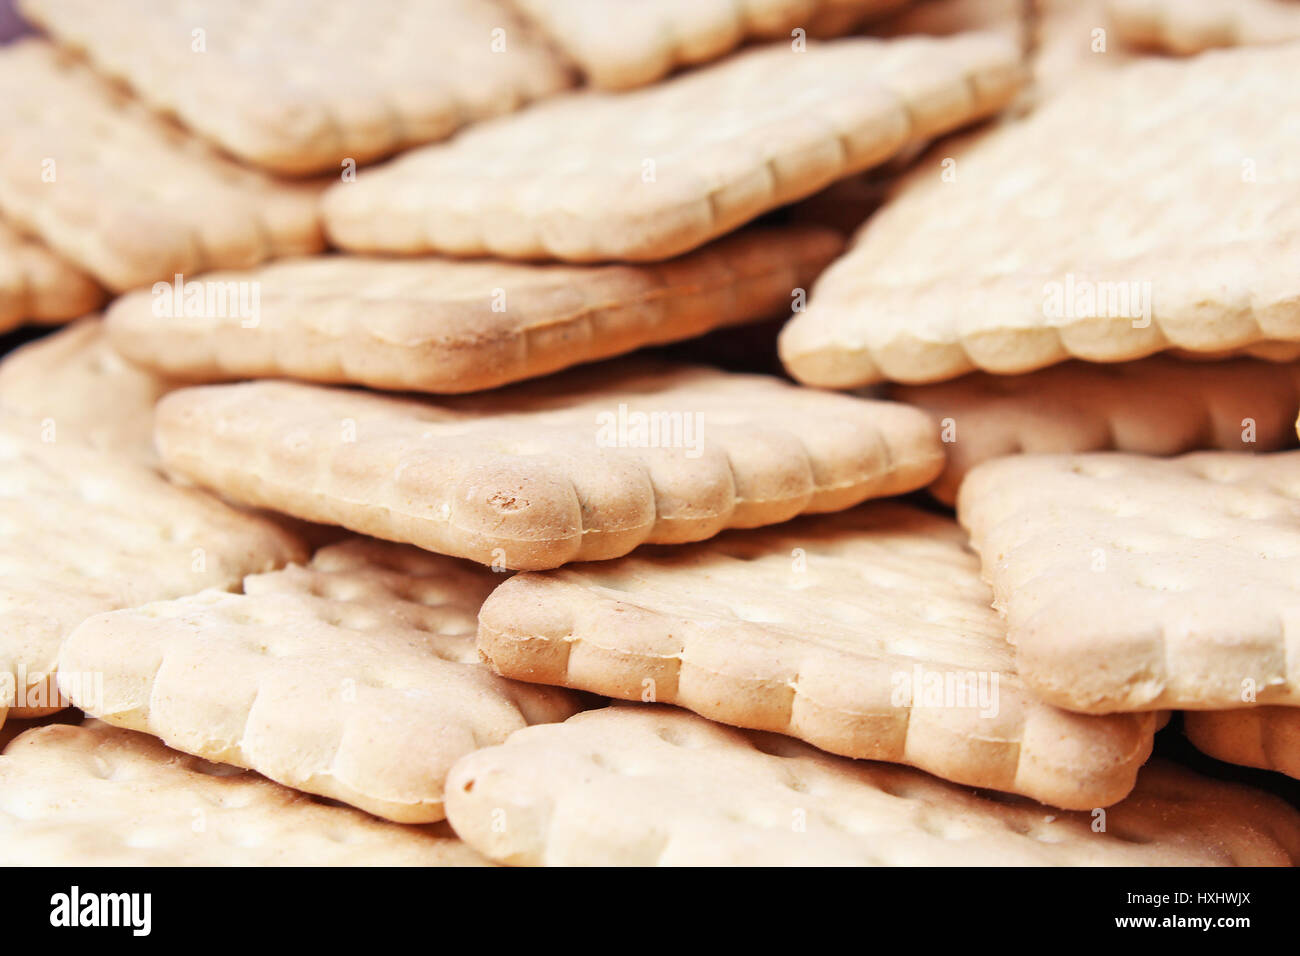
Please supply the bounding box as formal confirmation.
[1109,0,1300,55]
[0,318,176,461]
[0,721,488,865]
[0,411,306,727]
[1185,708,1300,780]
[322,34,1024,261]
[104,226,843,394]
[0,216,102,331]
[444,705,1300,865]
[890,357,1300,503]
[479,503,1156,809]
[153,361,945,570]
[59,537,583,823]
[780,43,1300,387]
[0,40,323,291]
[18,0,572,175]
[512,0,911,89]
[958,451,1300,713]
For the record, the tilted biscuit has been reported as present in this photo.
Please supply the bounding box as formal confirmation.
[153,362,945,570]
[0,411,306,726]
[104,226,843,394]
[59,537,583,823]
[479,503,1156,809]
[322,34,1024,262]
[0,40,323,291]
[512,0,910,90]
[1109,0,1300,55]
[445,705,1300,865]
[958,451,1300,713]
[0,318,175,461]
[1185,708,1300,780]
[0,722,487,865]
[0,216,102,331]
[890,357,1300,503]
[18,0,571,175]
[780,43,1300,388]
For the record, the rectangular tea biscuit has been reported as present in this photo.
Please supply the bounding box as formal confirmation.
[18,0,571,175]
[0,216,102,331]
[512,0,910,89]
[890,357,1300,503]
[322,34,1023,261]
[1185,708,1300,780]
[104,226,843,394]
[444,705,1300,866]
[479,503,1156,808]
[154,361,945,570]
[0,722,487,866]
[958,451,1300,712]
[0,318,175,461]
[0,40,323,290]
[780,43,1300,387]
[1109,0,1300,55]
[59,538,583,823]
[0,411,306,726]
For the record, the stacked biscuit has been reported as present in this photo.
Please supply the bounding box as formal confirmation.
[0,0,1298,866]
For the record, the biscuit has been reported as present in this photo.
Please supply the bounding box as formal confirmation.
[322,34,1024,261]
[890,357,1300,503]
[0,40,323,291]
[1109,0,1300,55]
[444,704,1300,865]
[0,721,487,865]
[512,0,910,90]
[153,361,945,570]
[779,43,1300,387]
[17,0,571,175]
[958,451,1300,712]
[104,226,843,394]
[0,216,102,331]
[59,537,583,823]
[0,318,175,461]
[0,411,306,726]
[1185,708,1300,780]
[479,503,1156,808]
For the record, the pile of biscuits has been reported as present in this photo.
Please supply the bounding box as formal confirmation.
[1,0,1299,866]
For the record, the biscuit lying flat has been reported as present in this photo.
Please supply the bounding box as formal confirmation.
[958,451,1300,713]
[479,504,1156,808]
[0,217,102,331]
[1109,0,1300,55]
[104,226,842,394]
[0,412,305,726]
[1185,708,1300,780]
[18,0,571,175]
[780,43,1300,387]
[0,41,322,290]
[59,538,583,823]
[322,34,1023,261]
[0,722,487,865]
[154,362,944,570]
[891,357,1300,503]
[0,319,175,461]
[512,0,909,89]
[445,705,1300,865]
